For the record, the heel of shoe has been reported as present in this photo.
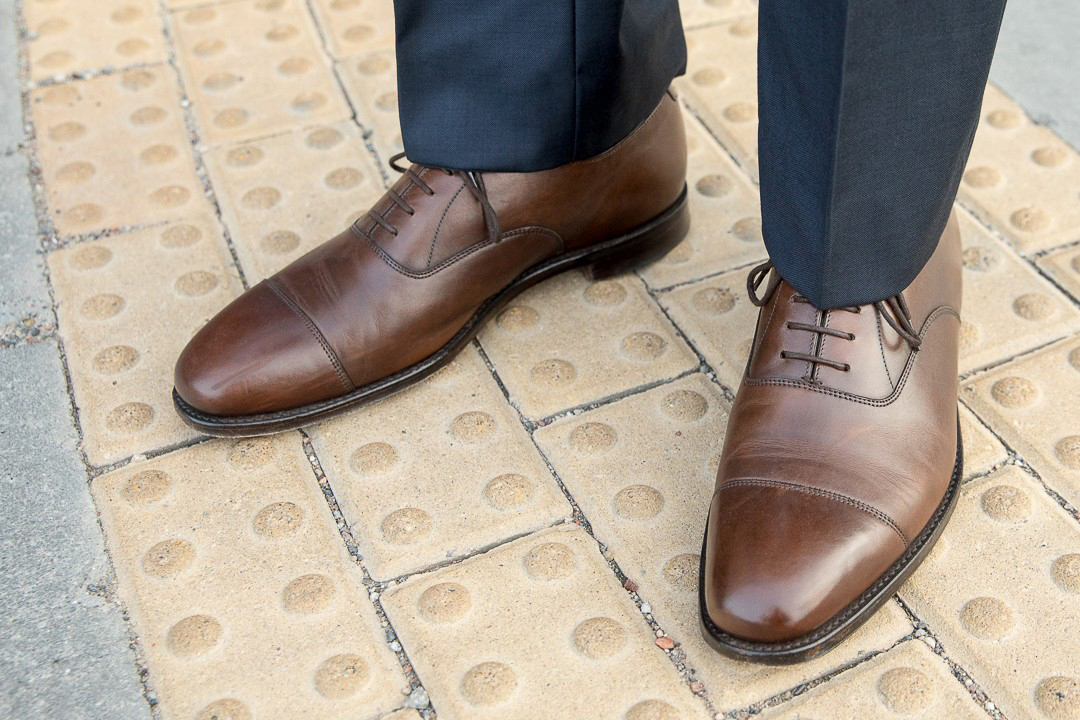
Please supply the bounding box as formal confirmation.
[585,186,690,280]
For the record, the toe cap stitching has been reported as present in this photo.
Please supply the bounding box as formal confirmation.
[266,279,356,394]
[719,477,909,547]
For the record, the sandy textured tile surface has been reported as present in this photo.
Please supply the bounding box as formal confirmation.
[676,18,759,180]
[478,271,698,419]
[30,67,206,236]
[382,525,709,720]
[170,0,350,145]
[48,218,240,466]
[658,268,758,391]
[959,404,1008,479]
[93,434,406,719]
[310,0,395,59]
[760,641,986,719]
[204,121,383,280]
[24,0,167,81]
[309,346,570,580]
[336,50,403,164]
[956,209,1080,372]
[900,467,1080,720]
[1036,243,1080,304]
[962,337,1080,507]
[639,114,765,289]
[679,0,756,29]
[958,85,1080,253]
[535,375,912,712]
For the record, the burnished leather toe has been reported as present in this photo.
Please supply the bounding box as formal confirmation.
[702,482,906,644]
[174,280,352,417]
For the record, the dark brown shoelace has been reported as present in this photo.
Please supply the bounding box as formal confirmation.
[746,260,922,373]
[356,152,502,245]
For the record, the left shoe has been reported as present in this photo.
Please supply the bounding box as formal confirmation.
[699,210,963,664]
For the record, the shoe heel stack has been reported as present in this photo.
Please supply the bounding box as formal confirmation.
[585,186,691,280]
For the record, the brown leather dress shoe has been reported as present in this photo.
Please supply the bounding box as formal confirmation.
[699,211,963,663]
[173,91,689,435]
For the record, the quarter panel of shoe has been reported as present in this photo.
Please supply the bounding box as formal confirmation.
[485,92,689,252]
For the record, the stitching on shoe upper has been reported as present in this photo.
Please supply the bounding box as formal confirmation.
[353,225,564,279]
[875,311,895,387]
[265,279,356,393]
[425,183,465,270]
[718,477,909,546]
[744,305,959,406]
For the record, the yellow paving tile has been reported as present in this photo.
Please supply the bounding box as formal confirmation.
[959,404,1008,479]
[170,0,350,146]
[30,66,207,236]
[958,85,1080,253]
[310,0,395,59]
[956,210,1080,373]
[48,217,241,466]
[1036,242,1080,304]
[336,50,404,164]
[308,346,571,580]
[381,525,710,720]
[478,271,699,420]
[676,18,759,181]
[658,267,758,391]
[679,0,757,29]
[534,375,913,713]
[93,434,406,720]
[638,113,765,290]
[760,641,986,720]
[961,337,1080,508]
[203,121,383,281]
[900,467,1080,720]
[24,0,167,81]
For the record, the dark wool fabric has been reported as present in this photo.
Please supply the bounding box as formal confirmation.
[392,0,1006,307]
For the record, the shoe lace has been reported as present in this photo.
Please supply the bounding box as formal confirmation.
[745,260,922,373]
[357,152,501,244]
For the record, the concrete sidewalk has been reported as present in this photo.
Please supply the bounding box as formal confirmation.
[2,1,1079,719]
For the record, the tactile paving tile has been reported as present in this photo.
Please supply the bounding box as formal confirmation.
[657,267,758,391]
[203,121,384,281]
[1036,243,1080,304]
[309,0,395,59]
[47,218,239,468]
[956,209,1080,373]
[23,0,167,81]
[638,113,765,290]
[48,217,241,466]
[759,641,986,720]
[92,434,405,720]
[30,66,207,236]
[961,336,1080,508]
[679,0,757,30]
[477,270,698,420]
[336,49,403,165]
[170,0,350,146]
[381,525,710,720]
[959,404,1008,480]
[533,375,912,713]
[308,346,570,580]
[958,85,1080,254]
[676,18,759,181]
[900,467,1080,720]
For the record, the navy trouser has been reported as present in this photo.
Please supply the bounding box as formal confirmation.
[392,0,1007,308]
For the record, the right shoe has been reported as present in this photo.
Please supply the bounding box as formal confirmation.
[700,211,964,664]
[174,90,689,436]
